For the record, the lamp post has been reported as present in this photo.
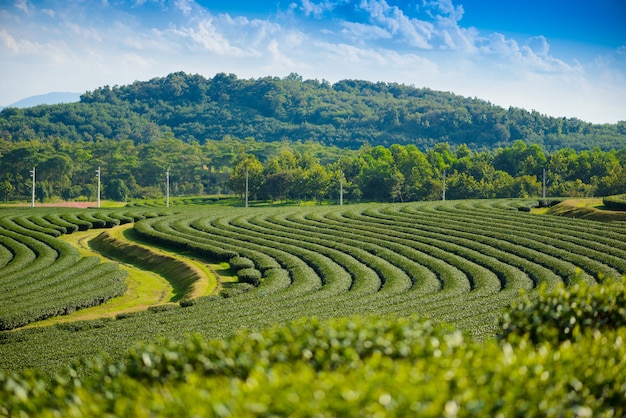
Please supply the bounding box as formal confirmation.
[96,166,101,208]
[30,167,35,208]
[339,169,343,206]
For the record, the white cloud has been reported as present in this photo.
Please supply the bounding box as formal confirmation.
[216,14,283,52]
[358,0,433,49]
[525,35,549,56]
[475,33,579,76]
[0,29,21,53]
[172,17,244,55]
[340,21,392,42]
[174,0,196,16]
[15,0,32,15]
[300,0,335,17]
[0,28,41,54]
[313,40,438,73]
[41,8,55,18]
[63,22,104,43]
[348,0,477,52]
[266,39,297,68]
[422,0,464,21]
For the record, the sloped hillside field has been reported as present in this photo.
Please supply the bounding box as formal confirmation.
[1,199,626,378]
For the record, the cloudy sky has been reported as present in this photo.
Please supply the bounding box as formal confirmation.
[1,0,625,123]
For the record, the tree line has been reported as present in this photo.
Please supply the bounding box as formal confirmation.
[1,136,624,204]
[1,72,625,152]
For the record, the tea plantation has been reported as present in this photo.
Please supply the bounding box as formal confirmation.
[1,199,625,416]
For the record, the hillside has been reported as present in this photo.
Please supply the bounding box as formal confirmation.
[1,72,624,151]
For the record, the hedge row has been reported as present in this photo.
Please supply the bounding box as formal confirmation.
[3,275,626,416]
[603,194,626,211]
[0,209,161,329]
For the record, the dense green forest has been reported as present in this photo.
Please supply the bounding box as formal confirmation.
[0,135,625,203]
[1,72,625,151]
[1,72,624,203]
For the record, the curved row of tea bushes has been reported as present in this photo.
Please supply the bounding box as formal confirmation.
[303,209,516,294]
[0,263,127,330]
[3,275,626,417]
[0,209,159,329]
[406,201,626,282]
[352,205,587,287]
[0,231,36,277]
[131,200,626,315]
[1,199,625,376]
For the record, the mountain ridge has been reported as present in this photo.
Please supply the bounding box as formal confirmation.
[0,72,624,151]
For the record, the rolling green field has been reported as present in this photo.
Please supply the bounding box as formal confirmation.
[1,198,625,415]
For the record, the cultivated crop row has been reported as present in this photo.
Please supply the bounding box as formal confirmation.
[0,208,158,329]
[131,199,626,333]
[1,199,625,375]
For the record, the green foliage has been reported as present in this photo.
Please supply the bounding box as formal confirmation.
[1,72,625,204]
[1,312,626,416]
[90,228,200,301]
[1,137,625,204]
[228,256,255,271]
[603,194,626,211]
[1,72,623,150]
[1,199,626,381]
[499,277,626,344]
[0,208,163,329]
[0,212,130,329]
[236,267,262,285]
[105,178,129,202]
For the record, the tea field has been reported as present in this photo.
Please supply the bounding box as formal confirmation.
[2,199,626,415]
[0,198,625,379]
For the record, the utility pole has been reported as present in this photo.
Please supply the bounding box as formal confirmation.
[96,166,101,208]
[339,169,343,206]
[30,167,35,208]
[245,166,249,208]
[166,168,170,208]
[442,169,446,201]
[542,167,547,199]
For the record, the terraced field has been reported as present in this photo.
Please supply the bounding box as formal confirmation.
[1,198,625,375]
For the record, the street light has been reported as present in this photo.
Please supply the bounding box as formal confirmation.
[30,167,35,208]
[339,169,343,206]
[96,166,101,208]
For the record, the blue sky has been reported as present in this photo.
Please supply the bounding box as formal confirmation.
[1,0,625,124]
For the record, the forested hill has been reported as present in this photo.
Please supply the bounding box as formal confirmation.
[1,72,624,151]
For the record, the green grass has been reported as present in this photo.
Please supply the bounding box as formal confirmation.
[545,198,626,221]
[93,224,218,300]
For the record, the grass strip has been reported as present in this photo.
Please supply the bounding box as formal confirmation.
[92,224,216,301]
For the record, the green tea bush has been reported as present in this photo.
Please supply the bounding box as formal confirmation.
[219,283,254,298]
[603,194,626,210]
[237,267,262,285]
[228,256,255,271]
[499,277,626,344]
[43,214,79,233]
[2,315,626,417]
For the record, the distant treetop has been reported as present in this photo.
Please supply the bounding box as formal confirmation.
[1,72,624,151]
